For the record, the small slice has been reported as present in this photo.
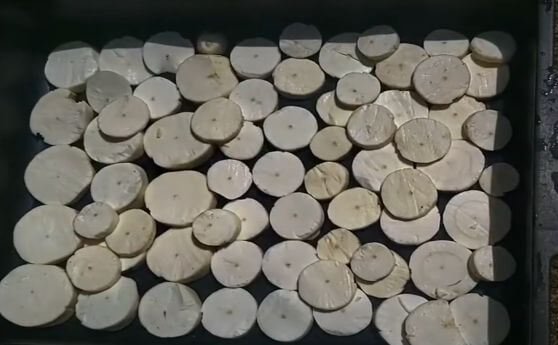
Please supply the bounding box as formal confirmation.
[380,207,440,246]
[374,294,427,345]
[347,104,396,149]
[66,245,121,292]
[350,243,395,282]
[263,106,318,151]
[207,159,252,200]
[192,209,241,246]
[133,76,181,120]
[201,288,257,338]
[317,228,361,264]
[223,198,269,240]
[404,300,467,345]
[138,282,202,338]
[196,32,227,54]
[423,29,470,57]
[105,209,156,257]
[319,32,373,78]
[14,205,81,264]
[191,97,243,144]
[298,260,356,311]
[463,109,512,151]
[229,79,278,121]
[479,162,520,196]
[230,38,281,79]
[336,72,381,107]
[304,162,350,200]
[84,119,144,164]
[313,289,372,336]
[463,54,510,99]
[90,163,148,212]
[142,31,194,74]
[357,25,400,61]
[409,240,476,300]
[44,41,98,91]
[257,289,314,342]
[211,241,262,287]
[220,121,264,160]
[252,151,305,197]
[316,91,353,127]
[471,31,516,64]
[429,95,486,139]
[85,70,132,113]
[394,118,451,163]
[357,252,409,298]
[262,240,318,290]
[375,43,428,89]
[381,168,437,220]
[279,23,322,58]
[374,90,429,127]
[310,126,353,161]
[470,245,516,282]
[74,202,118,240]
[270,192,324,240]
[99,36,152,85]
[273,58,325,98]
[327,187,381,230]
[24,145,94,205]
[98,95,149,138]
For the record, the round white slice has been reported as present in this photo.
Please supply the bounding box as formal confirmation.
[133,76,181,119]
[146,227,212,282]
[196,32,228,55]
[74,202,118,240]
[143,31,194,74]
[85,70,132,113]
[263,106,318,151]
[99,36,152,85]
[229,79,278,121]
[0,264,76,327]
[192,209,240,246]
[328,187,381,230]
[336,72,381,107]
[220,121,264,160]
[470,245,516,282]
[347,104,396,149]
[443,190,511,249]
[405,300,467,345]
[417,140,485,191]
[304,162,350,200]
[316,91,353,127]
[375,43,428,89]
[105,209,156,257]
[223,198,269,240]
[252,151,305,197]
[207,159,252,200]
[310,126,352,161]
[98,95,149,138]
[145,171,216,226]
[313,289,372,336]
[211,241,262,287]
[201,288,257,339]
[273,58,325,98]
[463,54,510,99]
[357,25,400,60]
[380,207,440,245]
[270,192,324,240]
[91,163,148,212]
[410,240,476,300]
[24,145,94,205]
[44,41,98,91]
[413,55,471,105]
[317,228,361,264]
[374,90,429,127]
[350,243,395,282]
[298,260,356,311]
[394,118,451,163]
[176,55,238,103]
[262,240,318,290]
[75,276,139,330]
[429,95,486,139]
[279,23,322,58]
[463,109,512,151]
[319,32,373,78]
[83,119,144,164]
[258,289,313,342]
[375,294,428,345]
[230,38,281,79]
[479,162,520,196]
[471,31,516,64]
[14,205,81,264]
[138,282,202,338]
[191,97,243,144]
[66,245,121,292]
[381,168,438,220]
[352,143,412,192]
[30,89,94,145]
[450,294,510,345]
[423,29,470,57]
[358,252,409,297]
[144,112,213,169]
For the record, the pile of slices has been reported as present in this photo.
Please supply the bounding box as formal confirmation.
[0,24,520,344]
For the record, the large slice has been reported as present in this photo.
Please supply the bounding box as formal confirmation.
[211,241,262,287]
[142,31,194,74]
[469,245,516,282]
[229,79,278,121]
[83,119,144,164]
[133,76,181,120]
[375,43,428,89]
[223,198,269,240]
[346,104,396,149]
[201,288,258,338]
[304,162,350,200]
[327,187,381,230]
[316,91,353,127]
[97,95,149,138]
[262,240,318,290]
[413,55,470,105]
[319,32,373,78]
[99,36,152,85]
[252,151,305,197]
[463,54,510,99]
[310,126,352,161]
[273,58,325,98]
[191,97,243,144]
[479,162,520,197]
[313,289,372,336]
[394,118,451,164]
[350,243,395,282]
[357,25,400,60]
[105,209,156,257]
[423,29,470,57]
[404,300,467,345]
[471,31,516,64]
[380,207,440,245]
[374,90,429,127]
[44,41,98,91]
[270,192,324,240]
[66,245,121,292]
[192,209,241,246]
[85,70,132,113]
[463,109,512,151]
[230,38,281,79]
[74,202,118,240]
[263,106,318,151]
[336,72,381,107]
[375,294,427,345]
[279,23,322,58]
[429,95,486,139]
[220,121,264,160]
[90,163,148,212]
[317,228,361,264]
[357,251,409,298]
[207,159,252,200]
